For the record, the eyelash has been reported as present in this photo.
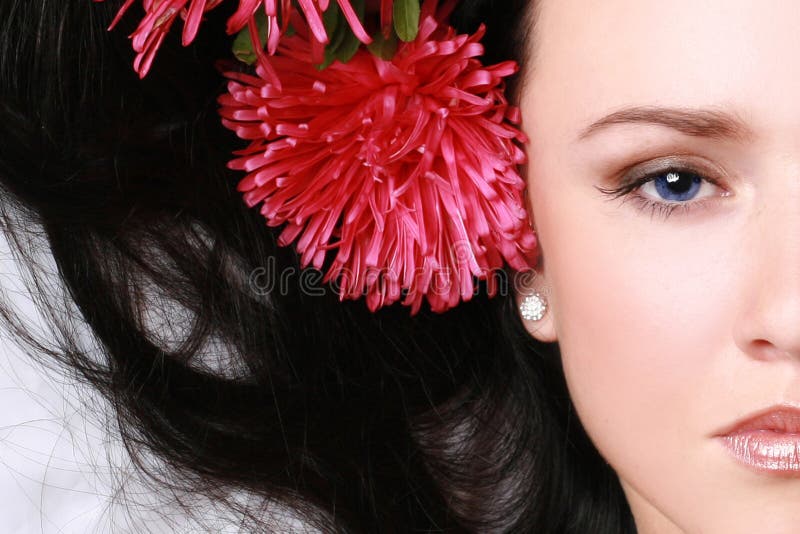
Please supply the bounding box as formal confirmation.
[595,163,729,220]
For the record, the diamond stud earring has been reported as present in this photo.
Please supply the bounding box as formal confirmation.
[520,291,547,322]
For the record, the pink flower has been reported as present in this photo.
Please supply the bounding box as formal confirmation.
[218,14,539,314]
[97,0,373,78]
[97,0,224,77]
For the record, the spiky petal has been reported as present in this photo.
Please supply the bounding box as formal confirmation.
[97,0,371,78]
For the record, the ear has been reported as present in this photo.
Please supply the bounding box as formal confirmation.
[513,270,558,344]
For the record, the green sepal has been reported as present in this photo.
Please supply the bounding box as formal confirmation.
[393,0,420,42]
[232,10,269,65]
[318,3,345,69]
[322,2,340,41]
[316,0,366,69]
[367,30,398,60]
[334,26,361,63]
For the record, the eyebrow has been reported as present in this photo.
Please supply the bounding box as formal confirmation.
[575,105,755,143]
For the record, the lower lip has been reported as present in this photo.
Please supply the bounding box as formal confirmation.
[717,431,800,474]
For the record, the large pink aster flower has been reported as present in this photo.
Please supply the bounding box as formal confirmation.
[218,13,539,314]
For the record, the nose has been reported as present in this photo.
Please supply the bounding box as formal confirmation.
[733,172,800,363]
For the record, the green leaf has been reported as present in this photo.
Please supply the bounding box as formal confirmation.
[317,4,345,69]
[367,31,398,60]
[318,47,337,70]
[335,28,361,64]
[322,2,340,42]
[393,0,420,42]
[316,0,366,69]
[232,10,269,65]
[336,0,365,62]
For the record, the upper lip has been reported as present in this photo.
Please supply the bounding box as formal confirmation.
[715,404,800,436]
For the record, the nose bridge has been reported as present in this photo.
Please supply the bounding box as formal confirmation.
[735,163,800,361]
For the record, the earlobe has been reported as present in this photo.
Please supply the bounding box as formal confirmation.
[514,272,558,343]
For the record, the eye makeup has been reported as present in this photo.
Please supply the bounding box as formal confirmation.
[594,154,733,221]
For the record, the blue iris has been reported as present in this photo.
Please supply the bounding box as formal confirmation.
[653,171,702,202]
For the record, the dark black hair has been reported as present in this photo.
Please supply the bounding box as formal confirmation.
[0,1,636,532]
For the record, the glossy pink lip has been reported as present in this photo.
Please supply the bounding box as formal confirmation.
[715,406,800,475]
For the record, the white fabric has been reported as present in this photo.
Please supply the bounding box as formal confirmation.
[0,231,315,532]
[0,230,182,533]
[0,336,132,533]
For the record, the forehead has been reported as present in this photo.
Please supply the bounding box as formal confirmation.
[524,0,800,133]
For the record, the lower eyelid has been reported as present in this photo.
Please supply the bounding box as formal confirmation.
[628,185,732,219]
[637,175,729,203]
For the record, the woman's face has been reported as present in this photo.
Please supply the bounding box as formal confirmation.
[517,0,800,531]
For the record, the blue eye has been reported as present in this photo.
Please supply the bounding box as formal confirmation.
[651,170,703,202]
[595,161,731,220]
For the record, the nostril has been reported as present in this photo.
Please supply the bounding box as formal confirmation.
[748,338,800,363]
[749,338,782,362]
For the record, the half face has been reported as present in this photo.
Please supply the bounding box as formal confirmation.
[517,1,800,532]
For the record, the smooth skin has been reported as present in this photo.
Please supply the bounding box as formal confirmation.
[515,1,800,532]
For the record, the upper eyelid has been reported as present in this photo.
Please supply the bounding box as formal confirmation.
[593,155,732,201]
[592,154,738,223]
[623,155,729,186]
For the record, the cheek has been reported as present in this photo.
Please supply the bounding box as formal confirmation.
[554,229,711,436]
[528,165,741,489]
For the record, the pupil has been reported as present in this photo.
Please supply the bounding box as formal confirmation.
[665,171,694,194]
[655,171,701,201]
